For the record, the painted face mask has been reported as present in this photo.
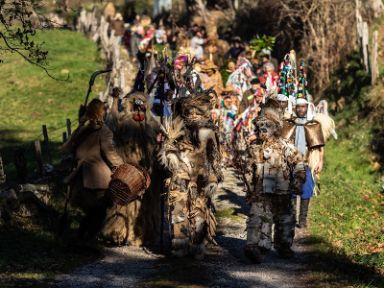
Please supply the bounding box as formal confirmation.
[132,98,146,122]
[257,118,278,140]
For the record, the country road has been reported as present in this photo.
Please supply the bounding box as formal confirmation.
[54,168,314,288]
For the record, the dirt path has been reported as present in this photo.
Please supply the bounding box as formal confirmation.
[54,168,312,288]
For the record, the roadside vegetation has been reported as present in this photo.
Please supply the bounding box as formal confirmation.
[307,53,384,287]
[0,29,105,175]
[0,29,105,287]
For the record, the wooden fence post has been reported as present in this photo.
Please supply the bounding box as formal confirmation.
[66,118,72,137]
[371,30,379,85]
[13,148,28,183]
[0,154,6,184]
[356,0,370,72]
[42,125,52,165]
[34,140,43,176]
[62,132,68,144]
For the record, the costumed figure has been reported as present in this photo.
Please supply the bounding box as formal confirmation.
[226,57,254,100]
[172,54,202,99]
[62,99,124,240]
[145,51,174,118]
[316,100,338,140]
[233,78,265,172]
[220,87,238,166]
[196,59,224,108]
[281,61,326,228]
[277,50,297,119]
[244,105,306,262]
[159,87,222,259]
[102,88,162,246]
[260,62,279,95]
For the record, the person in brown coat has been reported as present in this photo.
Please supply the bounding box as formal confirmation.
[197,59,224,108]
[63,99,123,240]
[110,13,125,43]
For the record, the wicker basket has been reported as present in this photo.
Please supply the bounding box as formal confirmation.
[108,164,151,205]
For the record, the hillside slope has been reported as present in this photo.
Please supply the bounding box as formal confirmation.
[308,109,384,286]
[0,29,106,287]
[0,29,105,174]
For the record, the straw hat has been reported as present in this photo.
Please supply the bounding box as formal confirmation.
[221,86,235,96]
[199,59,218,72]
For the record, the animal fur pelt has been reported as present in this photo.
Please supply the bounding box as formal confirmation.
[308,113,337,176]
[102,92,162,246]
[173,88,223,182]
[313,113,337,141]
[158,115,220,257]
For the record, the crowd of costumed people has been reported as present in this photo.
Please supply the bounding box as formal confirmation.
[63,3,337,261]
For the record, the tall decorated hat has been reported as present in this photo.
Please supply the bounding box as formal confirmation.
[295,60,315,120]
[278,50,297,98]
[278,50,298,114]
[295,60,309,105]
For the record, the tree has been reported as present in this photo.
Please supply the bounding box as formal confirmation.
[0,0,65,80]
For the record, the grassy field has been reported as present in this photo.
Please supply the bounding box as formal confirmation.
[0,29,105,287]
[0,28,106,176]
[308,108,384,287]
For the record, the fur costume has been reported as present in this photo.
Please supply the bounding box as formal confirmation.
[158,89,221,258]
[159,117,217,258]
[245,108,306,261]
[102,92,162,246]
[307,113,336,176]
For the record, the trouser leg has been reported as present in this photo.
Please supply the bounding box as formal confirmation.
[273,195,295,251]
[298,198,310,228]
[78,189,107,241]
[84,202,108,239]
[169,191,189,256]
[246,197,273,251]
[189,196,208,260]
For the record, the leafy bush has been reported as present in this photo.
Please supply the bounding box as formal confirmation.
[249,35,276,55]
[324,51,370,111]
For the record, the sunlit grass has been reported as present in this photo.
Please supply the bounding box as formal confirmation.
[0,29,105,144]
[0,29,105,286]
[311,113,384,271]
[0,29,106,176]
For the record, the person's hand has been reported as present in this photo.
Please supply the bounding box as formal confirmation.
[156,132,166,144]
[314,160,323,174]
[111,87,122,98]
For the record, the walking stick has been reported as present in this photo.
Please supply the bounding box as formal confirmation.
[78,69,112,122]
[158,53,167,252]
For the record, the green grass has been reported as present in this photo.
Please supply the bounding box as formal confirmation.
[0,29,105,286]
[216,207,244,222]
[0,29,106,175]
[308,109,384,286]
[0,29,105,139]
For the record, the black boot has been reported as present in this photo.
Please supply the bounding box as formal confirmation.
[244,244,265,263]
[277,246,295,259]
[298,199,310,229]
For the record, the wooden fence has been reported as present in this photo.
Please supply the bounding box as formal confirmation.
[77,8,137,101]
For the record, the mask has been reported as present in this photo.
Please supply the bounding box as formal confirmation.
[132,99,146,122]
[257,119,278,140]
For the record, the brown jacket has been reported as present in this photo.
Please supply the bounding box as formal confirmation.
[63,123,123,190]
